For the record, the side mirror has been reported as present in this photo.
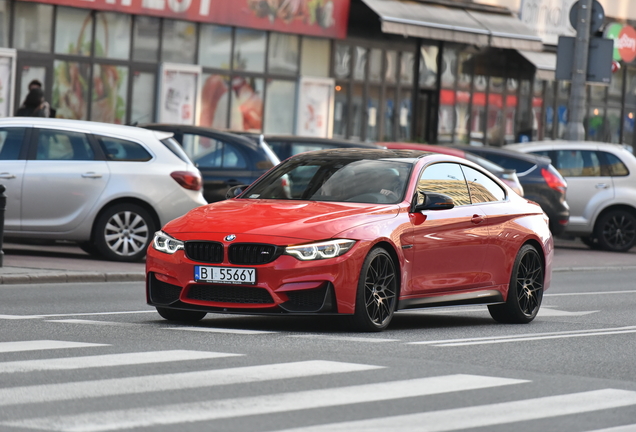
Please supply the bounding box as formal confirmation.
[226,185,248,199]
[411,192,455,212]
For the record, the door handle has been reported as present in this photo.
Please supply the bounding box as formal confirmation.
[0,172,16,179]
[471,214,484,224]
[595,183,609,189]
[81,172,102,179]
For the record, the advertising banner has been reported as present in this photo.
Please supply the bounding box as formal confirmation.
[296,77,334,138]
[21,0,350,39]
[158,63,202,125]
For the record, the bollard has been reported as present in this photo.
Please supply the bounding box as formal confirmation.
[0,184,4,267]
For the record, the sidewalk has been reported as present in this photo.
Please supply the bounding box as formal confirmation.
[0,238,634,285]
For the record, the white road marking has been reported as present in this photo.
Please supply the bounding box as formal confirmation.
[1,374,526,432]
[166,326,276,335]
[409,325,636,346]
[586,424,636,432]
[537,307,598,317]
[545,290,636,296]
[0,350,241,374]
[47,319,140,327]
[0,360,381,407]
[287,335,399,343]
[0,311,155,320]
[273,389,636,432]
[0,340,107,353]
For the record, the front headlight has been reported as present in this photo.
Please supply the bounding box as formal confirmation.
[285,239,356,261]
[152,231,184,254]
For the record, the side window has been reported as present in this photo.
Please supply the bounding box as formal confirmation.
[485,153,536,173]
[0,127,27,160]
[222,144,247,168]
[554,150,600,177]
[183,133,222,168]
[97,136,152,161]
[36,130,94,161]
[418,162,470,206]
[461,165,506,203]
[600,152,629,176]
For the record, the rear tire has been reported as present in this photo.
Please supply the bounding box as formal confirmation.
[594,210,636,252]
[350,248,397,332]
[94,203,156,262]
[488,244,544,324]
[156,307,207,322]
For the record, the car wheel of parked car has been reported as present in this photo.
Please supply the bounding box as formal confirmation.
[594,210,636,252]
[488,244,544,324]
[351,248,397,332]
[156,307,207,322]
[94,203,156,262]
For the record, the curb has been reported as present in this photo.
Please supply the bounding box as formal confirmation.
[0,272,145,285]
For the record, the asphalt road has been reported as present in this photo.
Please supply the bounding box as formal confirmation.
[0,259,635,431]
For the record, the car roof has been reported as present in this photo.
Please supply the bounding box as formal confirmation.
[381,142,466,158]
[505,140,629,152]
[263,135,381,147]
[285,148,434,163]
[139,123,261,148]
[451,144,552,164]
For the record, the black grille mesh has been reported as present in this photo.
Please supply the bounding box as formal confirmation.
[283,286,328,312]
[229,243,280,264]
[148,273,182,305]
[186,285,274,304]
[185,241,223,263]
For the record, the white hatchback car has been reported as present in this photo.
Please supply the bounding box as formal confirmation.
[0,118,207,262]
[505,140,636,252]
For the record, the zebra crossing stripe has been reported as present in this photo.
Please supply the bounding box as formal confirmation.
[273,389,636,432]
[0,360,382,407]
[1,374,527,432]
[0,340,107,353]
[0,350,242,374]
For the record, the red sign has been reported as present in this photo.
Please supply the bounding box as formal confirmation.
[618,25,636,64]
[22,0,350,39]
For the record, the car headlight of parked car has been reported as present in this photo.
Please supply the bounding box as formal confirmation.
[285,239,356,261]
[152,231,184,254]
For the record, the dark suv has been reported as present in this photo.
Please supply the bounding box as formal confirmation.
[450,145,570,236]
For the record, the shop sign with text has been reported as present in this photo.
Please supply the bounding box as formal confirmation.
[22,0,350,39]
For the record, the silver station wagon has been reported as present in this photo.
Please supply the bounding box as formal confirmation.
[0,118,206,262]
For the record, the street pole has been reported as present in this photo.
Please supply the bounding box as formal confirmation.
[565,0,592,141]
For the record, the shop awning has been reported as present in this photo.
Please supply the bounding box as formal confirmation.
[518,50,557,80]
[362,0,543,52]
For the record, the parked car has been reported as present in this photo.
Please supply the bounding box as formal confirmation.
[253,135,383,160]
[0,118,206,262]
[448,144,570,237]
[146,148,553,331]
[140,124,280,203]
[381,142,525,196]
[505,140,636,252]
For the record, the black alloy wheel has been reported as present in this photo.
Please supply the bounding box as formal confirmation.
[351,248,397,332]
[595,210,636,252]
[488,244,544,324]
[156,307,207,322]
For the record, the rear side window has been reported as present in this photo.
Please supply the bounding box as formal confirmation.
[418,162,471,206]
[184,133,247,169]
[460,165,506,203]
[36,130,94,161]
[97,136,152,161]
[600,152,629,176]
[472,151,536,173]
[0,127,26,160]
[554,150,600,177]
[160,137,191,163]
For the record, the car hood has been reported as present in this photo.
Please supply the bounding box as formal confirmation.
[164,199,399,242]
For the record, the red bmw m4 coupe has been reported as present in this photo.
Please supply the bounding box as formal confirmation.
[146,149,553,331]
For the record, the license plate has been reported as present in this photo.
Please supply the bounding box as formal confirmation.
[194,266,256,285]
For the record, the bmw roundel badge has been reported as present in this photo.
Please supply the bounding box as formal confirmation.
[224,234,236,242]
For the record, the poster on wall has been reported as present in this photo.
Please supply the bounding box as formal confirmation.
[0,49,16,118]
[158,63,202,125]
[296,77,334,138]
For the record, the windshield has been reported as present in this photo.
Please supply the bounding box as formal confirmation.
[242,157,412,204]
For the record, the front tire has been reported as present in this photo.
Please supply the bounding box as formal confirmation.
[350,248,397,332]
[156,307,207,322]
[594,210,636,252]
[94,203,156,262]
[488,244,544,324]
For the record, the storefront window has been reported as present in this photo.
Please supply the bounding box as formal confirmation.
[366,86,380,141]
[13,2,53,52]
[0,0,8,47]
[606,107,621,144]
[608,68,624,107]
[350,83,363,139]
[440,47,457,89]
[91,64,128,124]
[300,37,329,77]
[230,76,263,131]
[457,51,472,91]
[94,13,130,60]
[400,52,414,86]
[199,25,232,69]
[55,7,92,56]
[233,29,266,73]
[334,44,351,79]
[162,20,196,64]
[623,108,635,148]
[531,79,543,141]
[626,66,636,106]
[398,89,412,141]
[419,45,438,89]
[470,76,487,145]
[384,87,396,140]
[589,84,606,105]
[264,80,296,134]
[385,51,397,84]
[556,81,570,139]
[369,49,382,83]
[353,47,367,81]
[199,74,229,128]
[333,84,348,138]
[455,95,470,143]
[131,71,155,124]
[587,107,605,141]
[132,16,160,62]
[544,81,555,139]
[53,60,90,119]
[268,33,298,76]
[516,79,531,143]
[487,77,504,146]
